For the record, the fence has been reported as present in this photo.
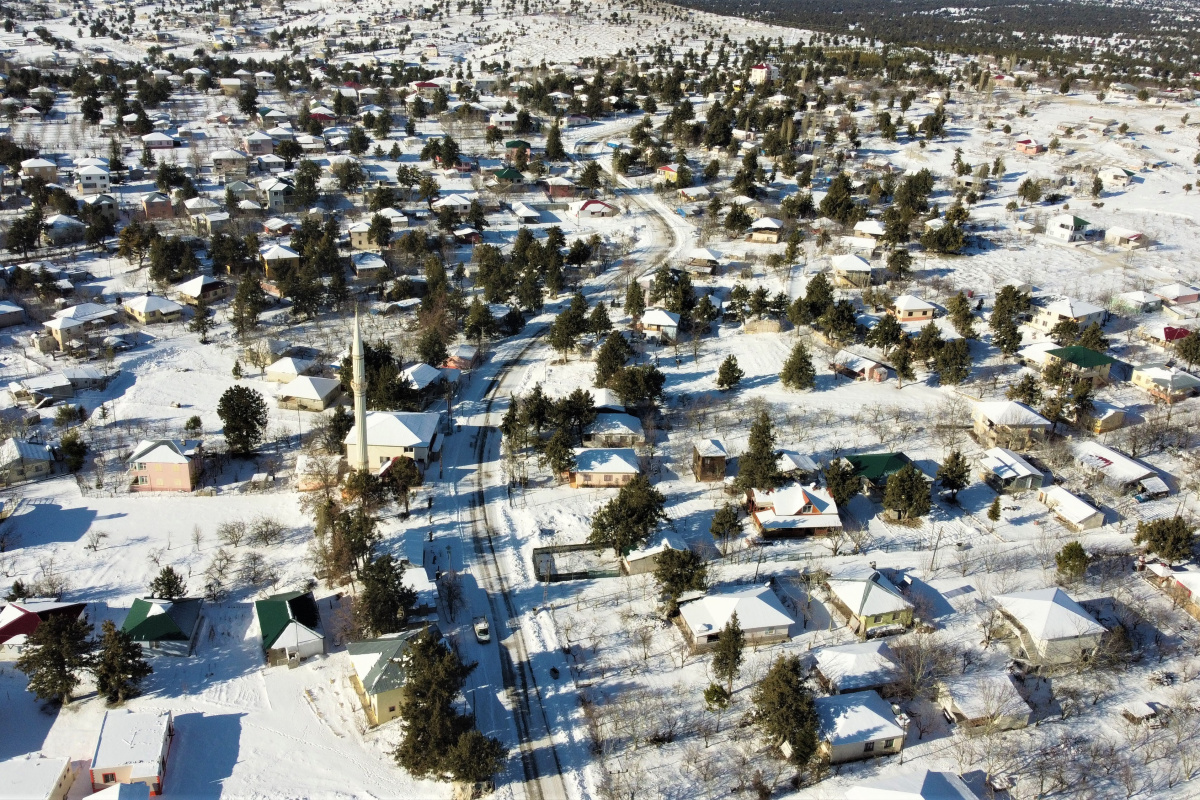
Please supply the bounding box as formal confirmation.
[531,542,622,582]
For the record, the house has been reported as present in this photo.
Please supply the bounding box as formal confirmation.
[20,157,57,182]
[219,77,243,96]
[569,199,618,218]
[678,584,794,652]
[979,447,1044,493]
[544,176,575,199]
[348,221,376,250]
[258,177,295,211]
[174,275,231,306]
[890,295,936,322]
[814,640,901,694]
[852,219,886,241]
[846,770,979,800]
[183,197,221,218]
[746,483,841,538]
[833,254,884,287]
[0,754,74,800]
[344,411,443,470]
[0,600,86,657]
[443,344,481,371]
[622,534,687,576]
[582,413,644,447]
[265,356,314,383]
[82,194,119,223]
[845,453,912,494]
[1105,226,1148,250]
[1037,485,1104,531]
[1154,283,1200,306]
[348,627,437,725]
[210,148,250,181]
[261,244,302,278]
[9,373,74,403]
[692,439,727,481]
[90,710,173,795]
[76,164,111,195]
[814,690,907,764]
[640,308,680,342]
[126,440,202,492]
[684,247,722,274]
[195,212,230,235]
[244,131,274,155]
[123,295,184,325]
[0,438,52,485]
[1114,290,1162,314]
[777,450,819,482]
[831,350,888,382]
[1131,364,1200,403]
[0,301,26,328]
[1031,296,1105,334]
[120,598,204,657]
[828,571,915,638]
[41,215,86,246]
[1044,346,1115,387]
[1072,440,1158,493]
[1099,165,1135,187]
[277,376,343,411]
[937,674,1031,734]
[504,139,531,160]
[656,164,678,183]
[972,401,1051,450]
[994,587,1106,665]
[255,590,325,666]
[61,366,109,391]
[1046,214,1090,243]
[1014,137,1045,155]
[1075,400,1126,434]
[569,447,639,488]
[747,217,783,243]
[141,132,177,150]
[1138,318,1192,346]
[401,362,450,405]
[749,63,778,84]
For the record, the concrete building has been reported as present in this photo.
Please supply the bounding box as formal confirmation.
[90,710,173,795]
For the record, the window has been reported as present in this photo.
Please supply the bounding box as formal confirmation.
[873,614,883,624]
[883,738,895,749]
[136,462,147,470]
[863,742,875,752]
[388,705,396,713]
[138,476,149,485]
[604,474,613,482]
[103,773,116,783]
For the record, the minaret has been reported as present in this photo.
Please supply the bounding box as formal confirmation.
[351,310,369,471]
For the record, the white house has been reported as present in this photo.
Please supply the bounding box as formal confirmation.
[582,413,644,448]
[814,640,902,694]
[1071,440,1158,492]
[569,199,618,218]
[678,584,794,651]
[0,754,74,800]
[640,308,680,342]
[1104,226,1148,250]
[1046,214,1090,242]
[344,411,443,469]
[1037,485,1104,530]
[569,447,640,488]
[255,590,325,667]
[90,710,173,794]
[76,164,111,195]
[846,770,979,800]
[938,674,1032,734]
[1031,296,1105,334]
[995,587,1106,665]
[814,690,907,764]
[264,356,314,383]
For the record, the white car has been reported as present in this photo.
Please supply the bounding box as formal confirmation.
[473,616,490,644]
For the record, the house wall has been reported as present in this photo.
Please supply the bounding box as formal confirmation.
[693,452,725,481]
[278,393,339,412]
[129,461,197,492]
[582,432,641,448]
[91,765,165,795]
[972,418,1043,450]
[823,735,902,765]
[266,636,324,666]
[1032,632,1103,664]
[1,456,52,485]
[356,443,432,469]
[571,471,635,488]
[1132,373,1194,403]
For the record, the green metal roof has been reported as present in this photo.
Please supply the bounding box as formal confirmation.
[847,452,912,481]
[255,590,320,650]
[347,625,439,695]
[494,167,523,181]
[505,139,530,149]
[121,597,202,642]
[1047,346,1115,369]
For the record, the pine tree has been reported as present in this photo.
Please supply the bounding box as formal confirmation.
[1134,516,1195,564]
[654,549,708,616]
[1176,331,1200,369]
[188,296,212,343]
[711,612,744,695]
[710,503,741,550]
[16,612,94,705]
[231,272,266,337]
[993,317,1023,357]
[825,458,860,506]
[588,302,612,337]
[93,620,152,705]
[780,340,816,390]
[946,292,976,338]
[716,355,743,391]
[149,566,187,599]
[987,497,1002,529]
[736,411,782,491]
[913,321,944,366]
[589,475,668,556]
[892,336,916,387]
[356,554,418,637]
[625,281,646,323]
[865,314,904,354]
[1006,373,1042,406]
[392,629,479,778]
[804,272,834,319]
[539,429,576,479]
[882,463,931,520]
[1055,541,1089,583]
[936,449,970,501]
[545,122,566,161]
[217,385,269,455]
[753,655,819,766]
[1077,322,1107,352]
[443,728,509,784]
[936,338,972,385]
[594,333,632,388]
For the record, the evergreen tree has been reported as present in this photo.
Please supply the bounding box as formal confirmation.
[149,566,187,599]
[913,321,944,366]
[993,317,1023,357]
[716,355,743,391]
[804,272,834,319]
[545,122,566,161]
[1006,373,1042,406]
[231,272,267,337]
[936,450,970,500]
[1135,516,1195,564]
[16,612,93,705]
[819,172,858,224]
[594,333,633,387]
[825,458,860,506]
[736,411,782,491]
[711,612,744,695]
[588,302,612,337]
[753,655,819,765]
[93,620,152,705]
[443,729,508,785]
[818,300,858,342]
[1055,541,1089,583]
[1176,330,1200,369]
[1077,322,1107,352]
[987,497,1002,528]
[1049,318,1080,346]
[710,503,741,548]
[865,314,904,354]
[892,336,916,387]
[936,338,972,385]
[539,429,576,479]
[188,296,212,343]
[417,329,449,366]
[780,340,816,390]
[654,548,708,616]
[946,292,976,338]
[217,385,269,455]
[356,554,418,637]
[589,475,668,556]
[882,463,931,520]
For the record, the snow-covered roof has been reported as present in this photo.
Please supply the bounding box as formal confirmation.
[1071,440,1156,485]
[123,294,183,315]
[687,247,721,262]
[832,349,883,374]
[995,587,1105,642]
[174,275,225,297]
[828,571,913,617]
[833,253,873,272]
[641,308,680,327]
[679,584,794,636]
[262,243,300,260]
[980,447,1040,482]
[1154,283,1200,301]
[278,376,341,402]
[402,362,443,391]
[0,754,71,800]
[267,356,314,376]
[1133,364,1200,392]
[974,400,1050,428]
[92,710,172,774]
[814,640,901,692]
[1038,295,1103,320]
[128,439,200,465]
[853,219,886,237]
[584,413,643,438]
[846,769,978,800]
[894,294,935,313]
[624,533,687,564]
[695,438,727,458]
[0,438,50,465]
[572,447,639,474]
[815,690,905,745]
[1040,485,1102,526]
[344,411,440,449]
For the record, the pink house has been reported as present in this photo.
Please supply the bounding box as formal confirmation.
[127,440,202,492]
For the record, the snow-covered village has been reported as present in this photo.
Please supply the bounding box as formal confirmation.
[1,0,1200,798]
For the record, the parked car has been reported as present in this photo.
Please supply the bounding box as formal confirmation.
[473,615,490,643]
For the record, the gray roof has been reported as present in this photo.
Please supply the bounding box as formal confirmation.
[347,626,439,695]
[0,438,50,465]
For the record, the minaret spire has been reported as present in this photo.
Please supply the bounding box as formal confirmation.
[351,309,369,471]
